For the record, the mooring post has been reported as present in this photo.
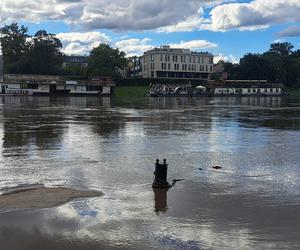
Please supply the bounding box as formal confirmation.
[152,159,170,188]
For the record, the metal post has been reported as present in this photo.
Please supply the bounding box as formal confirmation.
[152,159,170,188]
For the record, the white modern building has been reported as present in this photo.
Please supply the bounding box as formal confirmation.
[141,45,214,80]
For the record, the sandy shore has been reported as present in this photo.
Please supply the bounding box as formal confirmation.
[0,186,103,209]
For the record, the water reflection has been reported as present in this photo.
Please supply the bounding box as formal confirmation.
[0,96,300,249]
[153,188,168,214]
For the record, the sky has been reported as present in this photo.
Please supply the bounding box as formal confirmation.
[1,0,300,63]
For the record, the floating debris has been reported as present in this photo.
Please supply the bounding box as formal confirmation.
[212,166,222,170]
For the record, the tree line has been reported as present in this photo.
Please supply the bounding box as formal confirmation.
[1,23,300,86]
[0,23,128,78]
[217,42,300,87]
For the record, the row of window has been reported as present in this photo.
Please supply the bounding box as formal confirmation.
[156,54,213,64]
[160,63,213,72]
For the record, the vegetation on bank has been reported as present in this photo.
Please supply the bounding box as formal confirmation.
[114,86,149,98]
[0,23,128,78]
[216,42,300,87]
[286,88,300,98]
[1,23,300,91]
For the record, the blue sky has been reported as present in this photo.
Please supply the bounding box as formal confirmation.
[2,0,300,62]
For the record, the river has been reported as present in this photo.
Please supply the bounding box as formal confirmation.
[0,96,299,249]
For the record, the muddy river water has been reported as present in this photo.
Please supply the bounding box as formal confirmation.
[0,96,299,249]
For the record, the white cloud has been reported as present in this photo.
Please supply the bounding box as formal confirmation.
[1,0,84,24]
[170,40,218,50]
[56,32,111,55]
[214,53,239,64]
[208,0,300,31]
[115,38,218,57]
[115,38,154,57]
[0,0,226,31]
[157,8,208,33]
[1,0,300,33]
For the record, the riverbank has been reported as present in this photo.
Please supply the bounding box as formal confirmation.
[286,88,300,98]
[114,86,149,98]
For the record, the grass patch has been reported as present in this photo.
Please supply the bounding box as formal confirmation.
[114,86,149,98]
[286,88,300,98]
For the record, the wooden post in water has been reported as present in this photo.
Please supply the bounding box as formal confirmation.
[152,159,170,188]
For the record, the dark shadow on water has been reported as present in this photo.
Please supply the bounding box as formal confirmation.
[153,188,169,214]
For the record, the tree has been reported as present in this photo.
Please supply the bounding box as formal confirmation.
[29,30,64,75]
[87,44,128,78]
[235,53,270,80]
[261,52,285,83]
[0,24,64,75]
[291,49,300,60]
[0,23,30,73]
[269,42,294,56]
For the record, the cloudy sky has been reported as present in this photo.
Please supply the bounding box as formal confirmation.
[1,0,300,62]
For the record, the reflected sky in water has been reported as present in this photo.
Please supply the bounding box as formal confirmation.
[0,96,300,249]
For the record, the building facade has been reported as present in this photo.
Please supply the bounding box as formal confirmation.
[63,55,88,68]
[141,46,214,80]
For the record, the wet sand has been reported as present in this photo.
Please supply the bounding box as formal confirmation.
[0,186,102,208]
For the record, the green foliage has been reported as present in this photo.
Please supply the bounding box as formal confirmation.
[269,42,294,56]
[87,44,128,78]
[114,86,149,98]
[29,30,64,74]
[0,23,63,75]
[0,23,30,73]
[222,42,300,87]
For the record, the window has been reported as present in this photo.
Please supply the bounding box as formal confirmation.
[264,88,267,92]
[181,56,183,62]
[248,89,251,93]
[182,64,185,70]
[210,65,213,72]
[276,88,279,93]
[150,55,154,62]
[270,88,273,92]
[161,54,163,61]
[151,71,154,77]
[168,63,170,70]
